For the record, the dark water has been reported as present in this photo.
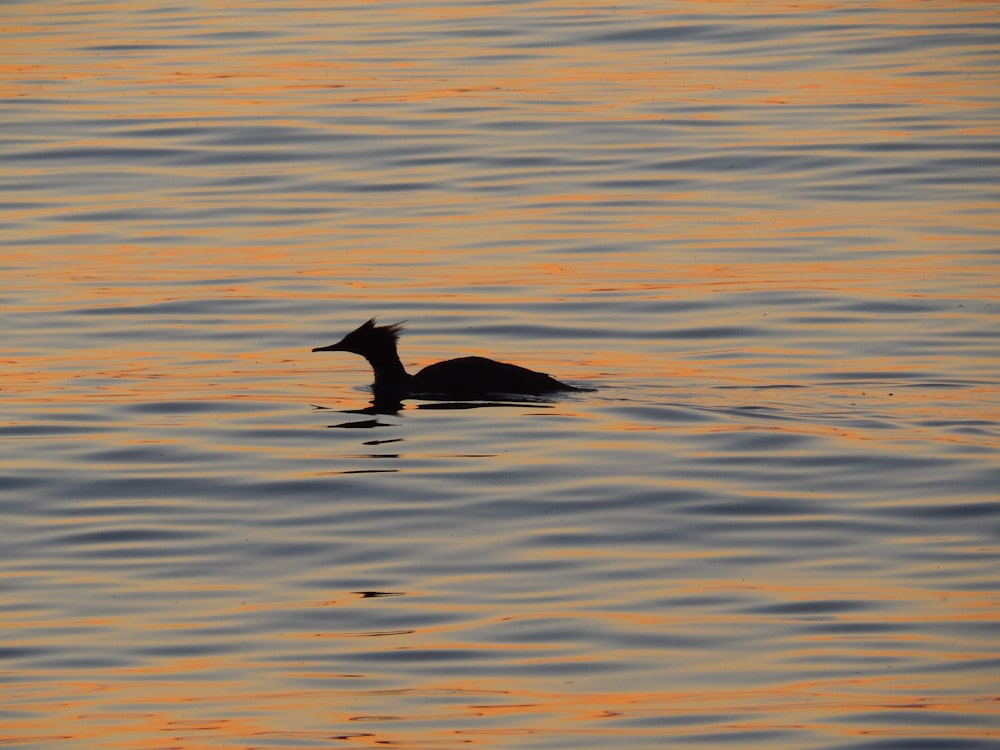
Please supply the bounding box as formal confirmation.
[2,1,998,747]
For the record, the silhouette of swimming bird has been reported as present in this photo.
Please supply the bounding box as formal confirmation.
[312,319,583,404]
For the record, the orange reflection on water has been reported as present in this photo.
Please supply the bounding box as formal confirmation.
[5,677,996,748]
[2,570,997,747]
[3,2,998,749]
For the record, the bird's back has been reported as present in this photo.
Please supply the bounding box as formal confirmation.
[411,356,577,399]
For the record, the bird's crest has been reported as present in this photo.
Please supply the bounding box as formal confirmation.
[362,317,405,342]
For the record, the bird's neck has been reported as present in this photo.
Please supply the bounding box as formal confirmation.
[364,348,411,391]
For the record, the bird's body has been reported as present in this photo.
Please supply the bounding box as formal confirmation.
[312,319,582,407]
[410,356,573,399]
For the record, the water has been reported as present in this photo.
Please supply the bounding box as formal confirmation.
[2,1,998,748]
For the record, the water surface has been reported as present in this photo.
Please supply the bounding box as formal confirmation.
[1,1,998,748]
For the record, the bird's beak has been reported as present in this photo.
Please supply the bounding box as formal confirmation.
[312,341,345,352]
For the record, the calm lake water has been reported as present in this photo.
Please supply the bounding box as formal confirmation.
[2,1,999,748]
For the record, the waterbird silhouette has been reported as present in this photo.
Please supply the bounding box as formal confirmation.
[312,318,586,410]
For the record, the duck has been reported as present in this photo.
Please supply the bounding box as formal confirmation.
[312,318,583,405]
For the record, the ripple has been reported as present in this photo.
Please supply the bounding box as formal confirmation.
[2,1,997,748]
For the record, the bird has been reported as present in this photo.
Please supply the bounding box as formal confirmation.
[312,318,584,406]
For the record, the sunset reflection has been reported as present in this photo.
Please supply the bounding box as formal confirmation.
[2,0,997,748]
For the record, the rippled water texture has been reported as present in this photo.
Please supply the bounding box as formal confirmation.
[2,1,999,748]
